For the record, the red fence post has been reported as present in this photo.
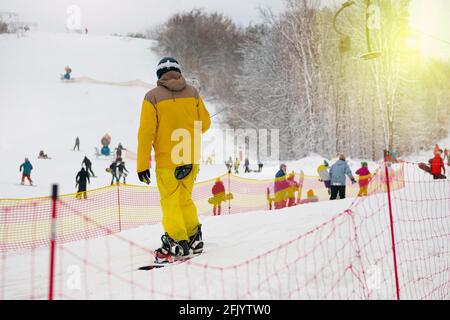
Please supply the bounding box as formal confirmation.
[48,184,58,300]
[384,150,400,300]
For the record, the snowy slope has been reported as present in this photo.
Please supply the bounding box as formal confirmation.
[3,197,356,299]
[0,31,220,198]
[0,31,381,199]
[1,31,448,300]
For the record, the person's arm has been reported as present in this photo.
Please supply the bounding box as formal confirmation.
[87,174,90,184]
[19,164,23,172]
[345,164,356,183]
[76,172,80,183]
[198,97,211,134]
[137,98,157,173]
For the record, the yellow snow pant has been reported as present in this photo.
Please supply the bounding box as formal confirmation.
[156,165,200,242]
[358,185,368,197]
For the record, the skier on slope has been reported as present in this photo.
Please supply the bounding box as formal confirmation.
[82,156,96,178]
[73,136,80,151]
[76,167,90,199]
[117,161,129,184]
[115,143,127,161]
[234,158,240,174]
[137,57,211,263]
[38,150,51,159]
[257,160,264,173]
[244,158,250,173]
[63,66,72,80]
[108,161,119,185]
[429,149,446,180]
[329,154,356,200]
[225,157,233,173]
[19,158,33,186]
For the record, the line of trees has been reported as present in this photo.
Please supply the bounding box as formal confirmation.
[150,0,450,161]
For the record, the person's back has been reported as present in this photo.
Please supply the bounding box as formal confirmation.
[430,153,445,176]
[317,164,330,182]
[212,181,225,195]
[355,165,371,186]
[138,71,210,170]
[83,157,90,167]
[356,163,371,197]
[20,160,33,175]
[118,162,128,174]
[110,161,117,171]
[76,168,90,185]
[330,160,353,186]
[329,155,355,200]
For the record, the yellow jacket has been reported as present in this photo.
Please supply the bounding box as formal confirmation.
[137,72,211,171]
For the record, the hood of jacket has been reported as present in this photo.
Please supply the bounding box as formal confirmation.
[157,71,187,92]
[334,160,347,167]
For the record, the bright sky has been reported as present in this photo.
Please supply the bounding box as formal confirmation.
[0,0,448,57]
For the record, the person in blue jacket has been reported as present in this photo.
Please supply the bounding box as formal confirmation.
[19,158,33,185]
[63,66,72,80]
[329,154,356,200]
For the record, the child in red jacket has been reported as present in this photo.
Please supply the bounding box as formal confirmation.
[355,162,372,197]
[211,178,226,215]
[429,150,446,180]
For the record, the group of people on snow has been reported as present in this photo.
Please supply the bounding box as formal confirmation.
[267,155,373,211]
[225,156,263,174]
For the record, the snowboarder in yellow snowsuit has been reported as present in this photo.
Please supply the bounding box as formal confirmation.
[137,57,211,263]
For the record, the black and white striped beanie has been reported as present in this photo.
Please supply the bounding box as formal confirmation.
[156,57,182,79]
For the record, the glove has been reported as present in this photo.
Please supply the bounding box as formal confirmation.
[138,170,151,185]
[351,178,357,184]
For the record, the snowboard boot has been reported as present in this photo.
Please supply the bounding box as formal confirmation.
[188,224,204,255]
[154,233,190,264]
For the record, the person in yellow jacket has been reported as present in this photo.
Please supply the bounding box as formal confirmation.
[137,57,211,263]
[233,158,240,174]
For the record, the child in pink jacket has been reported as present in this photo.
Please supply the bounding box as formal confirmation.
[355,162,371,197]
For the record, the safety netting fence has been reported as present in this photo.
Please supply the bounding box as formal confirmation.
[1,160,449,299]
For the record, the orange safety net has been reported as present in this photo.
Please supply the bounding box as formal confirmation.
[0,163,405,253]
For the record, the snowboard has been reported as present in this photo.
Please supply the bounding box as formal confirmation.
[207,193,233,204]
[138,252,202,271]
[418,163,447,179]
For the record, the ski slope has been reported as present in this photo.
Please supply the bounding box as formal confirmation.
[0,31,222,198]
[0,31,379,199]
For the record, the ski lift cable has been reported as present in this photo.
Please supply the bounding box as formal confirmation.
[410,27,450,47]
